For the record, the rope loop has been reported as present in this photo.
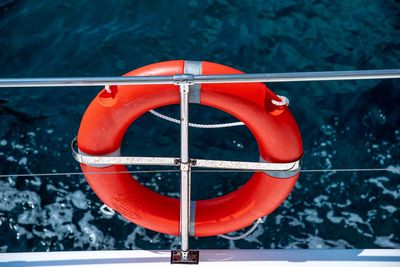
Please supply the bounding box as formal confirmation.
[100,204,115,216]
[271,95,289,107]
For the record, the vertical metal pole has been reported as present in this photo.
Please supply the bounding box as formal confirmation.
[179,83,190,257]
[172,78,198,264]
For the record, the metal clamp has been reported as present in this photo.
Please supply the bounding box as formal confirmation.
[180,162,191,172]
[174,74,195,85]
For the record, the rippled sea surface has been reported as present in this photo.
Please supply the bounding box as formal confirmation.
[0,0,399,252]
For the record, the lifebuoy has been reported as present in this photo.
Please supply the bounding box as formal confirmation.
[78,60,303,237]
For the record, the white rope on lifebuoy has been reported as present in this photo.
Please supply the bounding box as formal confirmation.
[218,217,266,240]
[149,110,245,128]
[150,95,289,128]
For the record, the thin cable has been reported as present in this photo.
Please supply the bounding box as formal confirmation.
[0,169,180,178]
[191,168,400,173]
[301,168,398,173]
[149,109,245,128]
[0,167,398,179]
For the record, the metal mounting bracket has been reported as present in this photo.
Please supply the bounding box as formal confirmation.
[171,250,199,264]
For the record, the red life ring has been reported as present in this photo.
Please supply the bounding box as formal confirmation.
[78,60,303,237]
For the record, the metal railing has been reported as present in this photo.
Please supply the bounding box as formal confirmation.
[1,68,400,263]
[1,69,400,87]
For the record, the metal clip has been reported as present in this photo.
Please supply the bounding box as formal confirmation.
[174,74,195,85]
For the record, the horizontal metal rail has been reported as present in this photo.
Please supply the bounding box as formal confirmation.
[72,146,300,172]
[73,155,301,172]
[72,138,300,171]
[195,69,400,84]
[74,154,179,167]
[1,69,400,87]
[72,145,179,168]
[193,159,300,171]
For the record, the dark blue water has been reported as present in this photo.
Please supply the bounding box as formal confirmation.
[0,0,399,252]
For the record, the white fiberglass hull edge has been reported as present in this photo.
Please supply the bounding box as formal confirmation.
[0,249,399,267]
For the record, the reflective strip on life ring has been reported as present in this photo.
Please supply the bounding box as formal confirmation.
[77,60,303,237]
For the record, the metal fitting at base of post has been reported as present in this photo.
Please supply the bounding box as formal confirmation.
[170,250,199,264]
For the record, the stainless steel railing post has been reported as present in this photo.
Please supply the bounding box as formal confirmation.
[179,83,191,259]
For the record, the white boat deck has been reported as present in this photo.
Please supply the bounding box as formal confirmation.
[1,249,399,267]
